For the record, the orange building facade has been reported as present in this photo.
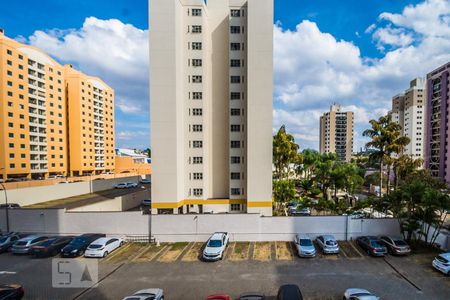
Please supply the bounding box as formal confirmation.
[0,30,115,180]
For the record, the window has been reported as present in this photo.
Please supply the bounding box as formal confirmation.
[231,109,240,116]
[192,8,202,16]
[231,204,241,211]
[193,140,203,148]
[230,26,241,34]
[231,125,241,132]
[8,133,14,138]
[7,49,12,55]
[231,172,241,180]
[231,76,241,83]
[7,60,12,66]
[193,108,203,116]
[231,141,240,148]
[193,173,203,180]
[192,124,203,132]
[9,143,14,148]
[193,188,203,196]
[9,164,15,169]
[230,9,241,17]
[230,59,241,67]
[193,92,203,100]
[231,188,240,195]
[231,92,241,100]
[192,42,202,50]
[9,153,14,158]
[231,156,241,164]
[192,75,202,83]
[192,59,202,67]
[230,43,241,51]
[193,157,203,164]
[192,25,202,33]
[7,70,12,76]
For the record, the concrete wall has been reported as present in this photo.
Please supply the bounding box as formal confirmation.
[2,175,142,206]
[68,190,148,212]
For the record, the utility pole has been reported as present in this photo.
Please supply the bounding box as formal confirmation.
[0,168,9,232]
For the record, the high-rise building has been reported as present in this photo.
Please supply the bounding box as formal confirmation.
[425,62,450,182]
[0,30,115,180]
[391,78,426,160]
[149,0,273,215]
[319,104,354,161]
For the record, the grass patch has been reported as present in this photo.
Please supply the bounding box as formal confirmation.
[135,244,166,261]
[275,242,293,260]
[170,242,189,251]
[254,242,272,261]
[182,242,203,262]
[230,242,250,261]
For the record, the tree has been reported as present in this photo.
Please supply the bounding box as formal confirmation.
[393,155,423,189]
[273,180,296,211]
[144,148,151,158]
[296,149,321,180]
[363,115,410,197]
[273,126,299,180]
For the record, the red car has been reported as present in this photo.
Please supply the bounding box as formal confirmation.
[206,295,231,300]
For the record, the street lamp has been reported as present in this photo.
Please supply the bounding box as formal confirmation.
[0,168,9,232]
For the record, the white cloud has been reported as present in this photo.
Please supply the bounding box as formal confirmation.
[365,24,377,34]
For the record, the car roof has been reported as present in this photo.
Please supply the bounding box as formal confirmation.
[91,237,116,244]
[296,234,311,240]
[18,235,45,241]
[210,232,226,239]
[279,284,302,298]
[322,235,336,240]
[134,288,163,296]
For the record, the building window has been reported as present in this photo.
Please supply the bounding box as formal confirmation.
[231,172,241,180]
[231,92,241,100]
[193,173,203,180]
[192,8,202,16]
[192,25,202,33]
[192,124,203,132]
[230,43,241,51]
[193,92,203,100]
[231,204,241,211]
[9,164,15,169]
[230,9,241,17]
[230,59,241,67]
[231,156,241,164]
[230,26,241,34]
[193,140,203,148]
[193,188,203,196]
[193,157,203,164]
[230,76,241,83]
[192,59,202,67]
[193,108,203,116]
[231,188,240,195]
[231,109,240,116]
[7,49,12,55]
[231,141,240,148]
[231,125,241,132]
[192,42,202,50]
[192,75,202,83]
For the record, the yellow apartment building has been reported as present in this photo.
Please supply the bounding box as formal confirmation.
[0,29,115,180]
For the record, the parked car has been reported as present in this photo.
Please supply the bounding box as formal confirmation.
[30,236,73,257]
[294,234,316,258]
[0,204,20,209]
[277,284,303,300]
[0,284,24,300]
[356,236,387,257]
[343,288,379,300]
[84,237,124,258]
[379,236,411,255]
[202,232,229,261]
[122,288,164,300]
[126,182,138,188]
[61,233,106,257]
[205,295,231,300]
[11,235,49,254]
[140,179,151,184]
[298,207,311,216]
[432,252,450,275]
[48,175,64,179]
[238,293,266,300]
[114,183,128,189]
[141,199,152,206]
[348,211,368,219]
[316,235,340,254]
[0,234,21,253]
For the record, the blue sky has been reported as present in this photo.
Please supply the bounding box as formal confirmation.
[1,0,449,151]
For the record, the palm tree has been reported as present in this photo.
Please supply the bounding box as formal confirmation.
[393,155,423,189]
[363,115,410,197]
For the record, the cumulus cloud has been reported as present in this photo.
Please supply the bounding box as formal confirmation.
[274,0,450,152]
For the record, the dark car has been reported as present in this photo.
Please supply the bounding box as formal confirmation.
[277,284,303,300]
[379,236,411,255]
[0,204,20,209]
[238,292,266,300]
[0,284,24,300]
[30,236,73,257]
[0,234,21,253]
[356,236,387,257]
[60,233,105,257]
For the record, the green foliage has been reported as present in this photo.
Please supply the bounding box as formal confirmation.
[273,126,299,180]
[273,180,296,204]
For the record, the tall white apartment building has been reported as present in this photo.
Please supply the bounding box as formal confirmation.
[391,78,426,159]
[149,0,273,215]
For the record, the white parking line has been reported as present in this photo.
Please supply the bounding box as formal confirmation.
[0,271,17,275]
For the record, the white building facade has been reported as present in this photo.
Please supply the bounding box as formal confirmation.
[149,0,273,215]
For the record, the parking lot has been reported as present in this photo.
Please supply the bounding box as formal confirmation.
[0,241,449,299]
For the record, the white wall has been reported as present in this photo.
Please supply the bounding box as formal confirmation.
[2,176,141,206]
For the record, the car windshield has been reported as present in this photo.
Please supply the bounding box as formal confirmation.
[135,293,156,299]
[437,255,449,263]
[394,240,408,246]
[15,241,27,246]
[89,244,103,249]
[0,237,8,243]
[207,239,222,247]
[39,239,57,247]
[70,238,86,245]
[299,239,312,246]
[325,240,336,246]
[370,240,383,248]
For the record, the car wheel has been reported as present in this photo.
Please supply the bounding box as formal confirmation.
[120,241,124,247]
[103,251,109,258]
[367,249,371,256]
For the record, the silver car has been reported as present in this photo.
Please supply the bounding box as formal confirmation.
[122,288,164,300]
[344,288,379,300]
[379,236,411,255]
[11,235,49,254]
[316,235,339,254]
[294,234,316,257]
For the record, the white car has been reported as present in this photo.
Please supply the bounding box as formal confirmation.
[202,232,229,261]
[294,234,316,257]
[114,183,128,189]
[84,237,124,258]
[126,182,138,188]
[123,288,164,300]
[316,235,340,254]
[343,288,379,300]
[432,252,450,275]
